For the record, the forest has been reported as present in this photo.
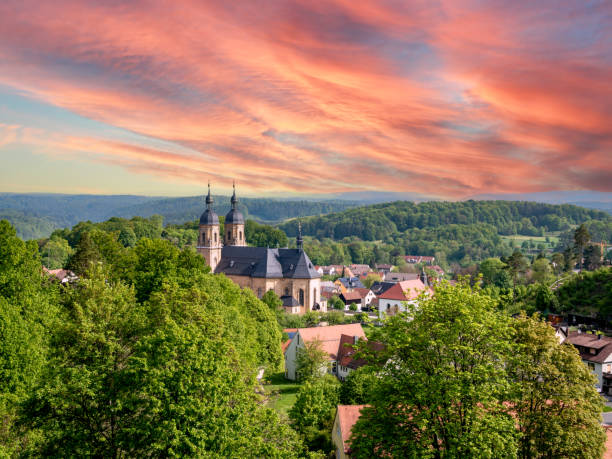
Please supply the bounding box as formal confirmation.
[0,193,356,240]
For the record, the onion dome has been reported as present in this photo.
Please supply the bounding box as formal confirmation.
[225,181,244,224]
[200,182,219,225]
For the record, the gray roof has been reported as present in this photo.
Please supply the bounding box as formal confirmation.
[281,295,300,307]
[338,277,365,289]
[215,246,320,279]
[225,208,244,224]
[370,281,396,296]
[199,209,219,225]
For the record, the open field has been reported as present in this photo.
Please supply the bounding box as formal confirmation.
[263,371,302,416]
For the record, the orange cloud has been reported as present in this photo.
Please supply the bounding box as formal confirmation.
[0,0,609,196]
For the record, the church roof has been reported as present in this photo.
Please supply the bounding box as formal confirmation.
[199,209,219,225]
[215,246,320,279]
[225,208,244,224]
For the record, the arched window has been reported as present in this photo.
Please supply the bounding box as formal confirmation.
[214,232,217,243]
[313,288,317,303]
[284,287,289,296]
[239,230,242,241]
[228,231,231,240]
[299,289,304,306]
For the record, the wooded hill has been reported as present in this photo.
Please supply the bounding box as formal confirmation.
[279,200,611,241]
[0,193,357,239]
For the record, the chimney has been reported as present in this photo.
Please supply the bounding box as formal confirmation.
[598,333,603,340]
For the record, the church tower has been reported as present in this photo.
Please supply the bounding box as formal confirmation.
[197,183,222,271]
[224,181,246,246]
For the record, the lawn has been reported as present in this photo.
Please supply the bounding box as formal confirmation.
[603,405,612,413]
[263,371,302,416]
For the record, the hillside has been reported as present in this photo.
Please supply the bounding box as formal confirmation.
[0,193,357,239]
[279,200,611,241]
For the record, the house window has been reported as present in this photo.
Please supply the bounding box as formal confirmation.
[239,230,242,241]
[299,289,305,306]
[590,348,597,355]
[257,288,262,298]
[588,362,595,372]
[331,361,337,373]
[284,287,289,296]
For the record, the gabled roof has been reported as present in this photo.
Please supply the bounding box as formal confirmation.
[567,331,612,363]
[378,279,429,301]
[370,281,396,296]
[297,324,366,360]
[215,246,319,279]
[341,291,362,302]
[337,277,365,289]
[354,287,372,298]
[337,334,385,369]
[336,405,367,454]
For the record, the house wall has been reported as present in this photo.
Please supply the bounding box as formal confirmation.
[332,413,348,459]
[284,331,331,381]
[337,364,353,382]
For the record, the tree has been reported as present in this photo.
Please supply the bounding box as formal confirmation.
[65,231,101,275]
[296,338,329,382]
[350,282,517,458]
[339,366,378,405]
[349,282,606,458]
[508,314,605,458]
[506,250,528,301]
[584,244,603,271]
[40,236,73,269]
[261,289,283,317]
[289,375,340,454]
[22,266,299,457]
[362,273,382,289]
[574,224,591,272]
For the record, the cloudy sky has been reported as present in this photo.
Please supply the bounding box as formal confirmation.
[0,0,610,198]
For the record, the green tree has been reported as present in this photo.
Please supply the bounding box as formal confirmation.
[66,231,101,275]
[262,289,283,317]
[339,366,378,405]
[350,282,517,458]
[508,314,605,458]
[40,236,73,269]
[296,338,329,382]
[574,224,591,272]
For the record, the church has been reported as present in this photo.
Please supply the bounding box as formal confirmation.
[197,184,326,314]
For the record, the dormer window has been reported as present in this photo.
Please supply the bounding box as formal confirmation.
[229,260,235,267]
[590,348,597,355]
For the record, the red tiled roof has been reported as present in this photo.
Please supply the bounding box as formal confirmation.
[298,324,366,360]
[378,279,429,301]
[342,291,362,301]
[337,334,385,369]
[337,405,367,453]
[354,287,371,298]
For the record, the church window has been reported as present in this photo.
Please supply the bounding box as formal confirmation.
[299,289,304,306]
[284,287,289,296]
[214,232,217,243]
[313,288,317,303]
[228,231,231,240]
[239,230,242,241]
[257,288,262,298]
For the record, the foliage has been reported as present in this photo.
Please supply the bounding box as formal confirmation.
[40,235,74,269]
[339,366,378,405]
[246,220,289,248]
[349,282,605,458]
[296,339,329,382]
[555,267,612,316]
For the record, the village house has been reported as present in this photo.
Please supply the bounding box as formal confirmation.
[374,263,393,273]
[354,287,376,310]
[284,323,366,381]
[349,264,372,277]
[566,331,612,392]
[405,255,435,265]
[336,335,384,381]
[42,267,78,284]
[384,272,418,283]
[332,405,367,459]
[335,276,365,293]
[340,291,363,311]
[377,279,432,320]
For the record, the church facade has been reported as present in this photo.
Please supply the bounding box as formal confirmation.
[197,184,326,314]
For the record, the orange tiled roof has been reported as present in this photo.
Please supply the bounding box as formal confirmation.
[337,405,367,453]
[298,324,365,360]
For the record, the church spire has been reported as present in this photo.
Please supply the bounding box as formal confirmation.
[230,180,237,210]
[206,181,213,210]
[296,221,303,250]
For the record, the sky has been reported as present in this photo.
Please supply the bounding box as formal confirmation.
[0,0,610,198]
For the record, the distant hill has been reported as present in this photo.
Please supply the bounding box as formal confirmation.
[278,200,611,241]
[469,191,612,215]
[0,193,358,239]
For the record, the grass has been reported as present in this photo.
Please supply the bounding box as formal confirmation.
[603,405,612,413]
[263,371,302,416]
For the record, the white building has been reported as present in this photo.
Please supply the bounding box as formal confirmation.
[566,331,612,392]
[284,323,365,381]
[377,279,432,320]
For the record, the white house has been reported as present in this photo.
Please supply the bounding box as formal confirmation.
[566,331,612,392]
[284,323,366,381]
[377,279,432,320]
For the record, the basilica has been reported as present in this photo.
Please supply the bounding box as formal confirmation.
[197,184,325,314]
